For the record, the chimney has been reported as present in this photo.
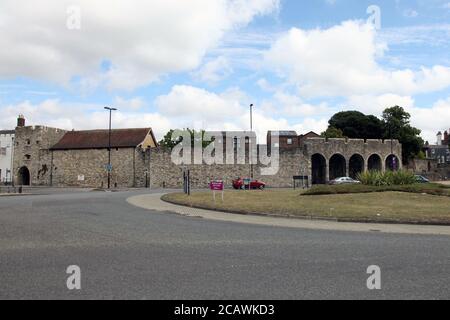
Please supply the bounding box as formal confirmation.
[437,131,442,146]
[17,115,25,127]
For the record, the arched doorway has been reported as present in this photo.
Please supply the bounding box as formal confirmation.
[349,154,364,179]
[368,154,382,171]
[18,166,30,185]
[386,154,400,171]
[329,154,346,180]
[311,154,327,185]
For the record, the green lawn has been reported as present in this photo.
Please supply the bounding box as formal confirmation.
[162,188,450,225]
[302,183,450,196]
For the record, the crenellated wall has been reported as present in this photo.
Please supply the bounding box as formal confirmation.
[148,138,403,188]
[13,126,67,185]
[13,129,403,188]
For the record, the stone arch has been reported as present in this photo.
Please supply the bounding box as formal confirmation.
[18,166,30,186]
[386,154,400,171]
[349,154,364,179]
[329,154,346,180]
[311,153,327,185]
[368,154,382,171]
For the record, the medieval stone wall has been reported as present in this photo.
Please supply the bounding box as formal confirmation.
[13,127,403,188]
[47,148,150,188]
[148,138,403,189]
[13,126,67,185]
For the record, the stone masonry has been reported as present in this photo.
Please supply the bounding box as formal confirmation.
[148,137,402,189]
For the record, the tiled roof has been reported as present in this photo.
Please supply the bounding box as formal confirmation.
[51,128,152,150]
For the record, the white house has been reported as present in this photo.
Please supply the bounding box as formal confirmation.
[0,130,15,184]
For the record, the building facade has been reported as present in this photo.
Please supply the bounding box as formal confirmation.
[13,116,157,188]
[12,116,402,188]
[424,130,450,165]
[0,129,15,184]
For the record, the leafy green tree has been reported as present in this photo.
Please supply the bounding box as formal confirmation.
[328,111,384,139]
[382,106,424,164]
[321,126,345,139]
[158,129,178,149]
[158,129,212,149]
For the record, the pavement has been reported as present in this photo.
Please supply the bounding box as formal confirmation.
[128,193,450,236]
[1,189,449,300]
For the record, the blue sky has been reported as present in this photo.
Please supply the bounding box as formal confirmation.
[0,0,449,143]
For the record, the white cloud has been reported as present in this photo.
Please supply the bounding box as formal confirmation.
[192,56,233,84]
[347,94,415,115]
[0,99,171,139]
[345,93,450,144]
[155,85,244,123]
[0,0,279,91]
[408,97,450,144]
[114,96,145,111]
[265,20,450,98]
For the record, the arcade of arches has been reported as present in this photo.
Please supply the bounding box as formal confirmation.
[311,153,401,185]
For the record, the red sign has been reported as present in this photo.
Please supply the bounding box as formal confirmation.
[210,181,224,191]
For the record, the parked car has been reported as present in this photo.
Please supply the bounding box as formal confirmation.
[415,175,430,183]
[232,178,266,190]
[328,177,361,185]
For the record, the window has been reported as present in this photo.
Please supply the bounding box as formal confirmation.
[25,154,31,160]
[287,138,293,145]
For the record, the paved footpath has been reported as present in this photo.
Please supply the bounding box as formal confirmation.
[128,193,450,236]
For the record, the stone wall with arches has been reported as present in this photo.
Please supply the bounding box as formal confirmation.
[304,138,402,184]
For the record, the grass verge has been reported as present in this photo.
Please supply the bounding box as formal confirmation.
[302,183,450,197]
[162,188,450,225]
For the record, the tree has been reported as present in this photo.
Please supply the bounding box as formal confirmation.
[158,129,212,150]
[382,106,424,164]
[321,126,345,139]
[158,129,178,149]
[328,111,384,139]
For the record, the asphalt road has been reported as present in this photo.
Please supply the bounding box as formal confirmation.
[0,189,449,300]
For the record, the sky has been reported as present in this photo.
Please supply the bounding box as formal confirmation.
[0,0,449,144]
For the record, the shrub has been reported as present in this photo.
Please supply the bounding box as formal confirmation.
[357,170,416,186]
[302,183,449,197]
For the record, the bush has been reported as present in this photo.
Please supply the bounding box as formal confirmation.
[302,183,450,197]
[357,170,416,186]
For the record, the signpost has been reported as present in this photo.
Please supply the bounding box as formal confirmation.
[210,180,224,202]
[293,175,309,190]
[243,178,251,190]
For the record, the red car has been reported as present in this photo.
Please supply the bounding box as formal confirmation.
[232,178,266,190]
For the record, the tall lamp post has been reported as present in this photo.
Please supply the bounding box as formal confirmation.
[250,104,254,178]
[104,107,117,189]
[389,121,395,171]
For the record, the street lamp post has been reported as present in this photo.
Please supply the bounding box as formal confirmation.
[104,107,117,189]
[250,104,254,178]
[389,121,395,171]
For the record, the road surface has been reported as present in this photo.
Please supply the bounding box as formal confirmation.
[0,189,449,299]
